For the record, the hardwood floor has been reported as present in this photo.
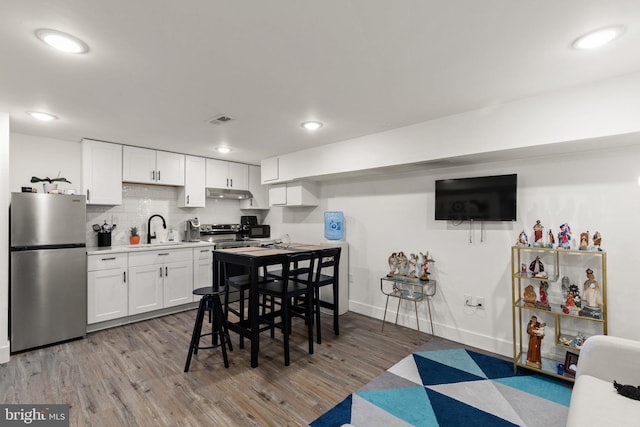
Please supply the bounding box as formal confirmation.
[1,309,433,426]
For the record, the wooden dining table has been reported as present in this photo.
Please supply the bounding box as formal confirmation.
[214,243,334,368]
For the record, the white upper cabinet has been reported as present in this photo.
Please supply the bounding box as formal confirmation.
[240,165,269,209]
[261,157,279,183]
[82,139,122,205]
[123,146,185,186]
[178,155,206,208]
[206,158,249,190]
[269,181,318,207]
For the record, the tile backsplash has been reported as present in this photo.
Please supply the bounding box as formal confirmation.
[86,184,262,247]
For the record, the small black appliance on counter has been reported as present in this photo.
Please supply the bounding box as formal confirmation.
[240,216,270,239]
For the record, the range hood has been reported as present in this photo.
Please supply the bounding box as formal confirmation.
[206,187,253,200]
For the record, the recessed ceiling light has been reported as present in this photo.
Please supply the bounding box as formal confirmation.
[27,111,58,121]
[572,26,625,50]
[301,121,323,131]
[35,29,89,54]
[216,147,231,154]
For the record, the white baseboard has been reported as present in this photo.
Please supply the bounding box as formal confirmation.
[0,341,10,364]
[348,300,513,358]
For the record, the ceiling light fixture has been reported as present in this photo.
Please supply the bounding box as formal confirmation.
[572,26,625,50]
[27,111,58,121]
[216,147,231,154]
[35,29,89,54]
[301,121,323,131]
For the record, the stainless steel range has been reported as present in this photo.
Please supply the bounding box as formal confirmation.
[199,223,264,248]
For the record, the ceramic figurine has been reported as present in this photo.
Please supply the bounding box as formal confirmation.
[408,253,418,278]
[533,220,544,247]
[517,230,529,246]
[526,315,545,369]
[592,231,602,250]
[582,268,603,310]
[419,251,434,281]
[548,229,555,248]
[523,285,536,308]
[521,263,527,275]
[535,281,551,310]
[397,252,408,276]
[558,223,572,249]
[563,283,582,314]
[579,231,589,250]
[387,252,398,277]
[529,256,546,278]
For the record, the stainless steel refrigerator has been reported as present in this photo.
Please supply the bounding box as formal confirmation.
[10,192,87,352]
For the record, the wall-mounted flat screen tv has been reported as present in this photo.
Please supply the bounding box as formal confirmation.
[435,174,517,221]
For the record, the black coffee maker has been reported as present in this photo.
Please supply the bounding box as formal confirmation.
[240,215,258,238]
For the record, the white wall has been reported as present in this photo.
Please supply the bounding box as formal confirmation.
[265,142,640,357]
[9,133,82,193]
[0,114,10,363]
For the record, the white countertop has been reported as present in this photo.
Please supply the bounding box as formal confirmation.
[86,241,215,255]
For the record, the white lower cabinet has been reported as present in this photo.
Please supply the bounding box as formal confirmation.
[163,260,193,307]
[127,248,193,315]
[87,254,128,324]
[193,246,214,300]
[128,264,164,315]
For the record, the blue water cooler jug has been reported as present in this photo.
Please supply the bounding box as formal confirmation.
[324,211,344,240]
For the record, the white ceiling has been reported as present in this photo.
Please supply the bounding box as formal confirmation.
[1,1,640,165]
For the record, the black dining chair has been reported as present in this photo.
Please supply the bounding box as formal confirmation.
[184,286,233,372]
[222,263,272,349]
[257,252,315,366]
[312,247,341,344]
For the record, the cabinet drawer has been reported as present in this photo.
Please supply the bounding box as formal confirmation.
[128,248,192,267]
[88,253,128,271]
[193,246,214,261]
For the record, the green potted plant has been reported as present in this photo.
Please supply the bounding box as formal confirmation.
[30,173,71,193]
[129,227,140,245]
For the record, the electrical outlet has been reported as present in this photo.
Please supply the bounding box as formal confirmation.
[464,294,472,306]
[476,296,485,308]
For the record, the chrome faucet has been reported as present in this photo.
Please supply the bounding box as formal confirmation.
[147,214,167,244]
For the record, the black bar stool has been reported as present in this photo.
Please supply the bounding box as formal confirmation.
[184,286,233,372]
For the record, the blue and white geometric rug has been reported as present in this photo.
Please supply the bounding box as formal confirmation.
[309,345,572,427]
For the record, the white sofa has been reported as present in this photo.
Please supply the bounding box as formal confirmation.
[567,335,640,427]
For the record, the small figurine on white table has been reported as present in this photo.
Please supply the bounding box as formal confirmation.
[419,251,434,281]
[579,231,589,250]
[396,252,408,276]
[387,253,398,277]
[408,253,418,278]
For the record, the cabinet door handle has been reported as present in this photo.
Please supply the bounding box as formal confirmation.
[158,253,170,256]
[187,195,190,205]
[226,178,229,187]
[152,170,155,181]
[230,178,233,187]
[87,188,90,202]
[123,271,126,283]
[200,249,209,253]
[159,267,163,277]
[165,266,168,276]
[158,170,161,181]
[101,257,116,261]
